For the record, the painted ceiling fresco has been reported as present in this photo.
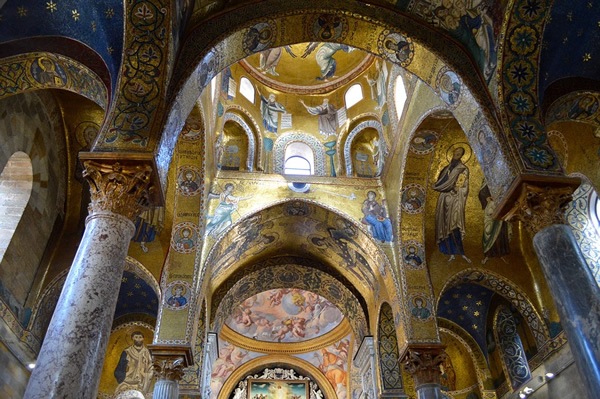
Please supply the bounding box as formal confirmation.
[540,0,600,101]
[224,288,344,343]
[241,42,374,92]
[0,1,124,86]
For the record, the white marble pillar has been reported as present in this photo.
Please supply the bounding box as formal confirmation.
[153,379,179,399]
[23,160,153,399]
[23,211,135,398]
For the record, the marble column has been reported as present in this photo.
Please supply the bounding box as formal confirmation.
[149,345,193,399]
[506,182,600,399]
[24,161,153,399]
[402,346,446,399]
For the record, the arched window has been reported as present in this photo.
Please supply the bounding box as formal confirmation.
[0,152,33,262]
[345,83,363,109]
[394,75,407,117]
[239,77,255,103]
[284,142,314,175]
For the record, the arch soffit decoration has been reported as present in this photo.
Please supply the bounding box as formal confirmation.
[273,131,326,175]
[437,318,494,394]
[155,3,500,191]
[202,199,393,294]
[217,355,337,399]
[211,263,368,342]
[221,107,259,171]
[221,104,263,172]
[499,0,563,174]
[28,257,159,343]
[344,119,385,176]
[438,268,550,349]
[209,255,370,331]
[0,52,108,109]
[124,256,162,299]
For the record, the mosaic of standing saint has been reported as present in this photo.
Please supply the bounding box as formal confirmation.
[225,289,344,343]
[433,145,472,263]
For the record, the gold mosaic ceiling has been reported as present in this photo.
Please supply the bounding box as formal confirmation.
[241,42,375,93]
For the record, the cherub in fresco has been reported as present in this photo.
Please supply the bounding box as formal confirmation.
[291,317,307,339]
[272,318,294,342]
[252,316,273,340]
[268,289,288,307]
[239,308,254,327]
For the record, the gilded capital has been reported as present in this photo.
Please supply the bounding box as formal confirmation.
[401,346,446,387]
[504,183,575,235]
[148,345,193,382]
[152,357,186,382]
[83,160,153,220]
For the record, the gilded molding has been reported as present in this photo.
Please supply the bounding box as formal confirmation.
[401,345,446,387]
[504,183,576,234]
[82,160,153,220]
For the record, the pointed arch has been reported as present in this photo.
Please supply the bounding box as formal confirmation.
[221,110,258,171]
[439,269,550,349]
[344,119,385,177]
[273,132,326,175]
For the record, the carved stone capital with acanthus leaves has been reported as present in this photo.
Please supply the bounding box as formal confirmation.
[82,160,153,220]
[504,183,576,235]
[401,345,446,388]
[148,345,193,382]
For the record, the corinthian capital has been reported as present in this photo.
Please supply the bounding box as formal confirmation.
[402,345,446,387]
[83,160,153,220]
[148,345,193,382]
[504,183,576,234]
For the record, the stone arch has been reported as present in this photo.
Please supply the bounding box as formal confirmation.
[344,119,385,177]
[0,152,32,263]
[0,52,108,109]
[200,199,403,341]
[499,0,562,173]
[439,268,550,349]
[493,305,532,390]
[565,173,600,288]
[0,90,67,324]
[28,270,68,345]
[153,3,510,194]
[273,131,326,175]
[203,199,392,286]
[437,318,496,397]
[221,109,258,171]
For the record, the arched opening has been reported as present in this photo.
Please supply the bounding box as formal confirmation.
[394,75,407,118]
[284,142,314,176]
[0,152,33,262]
[240,76,255,103]
[345,83,363,109]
